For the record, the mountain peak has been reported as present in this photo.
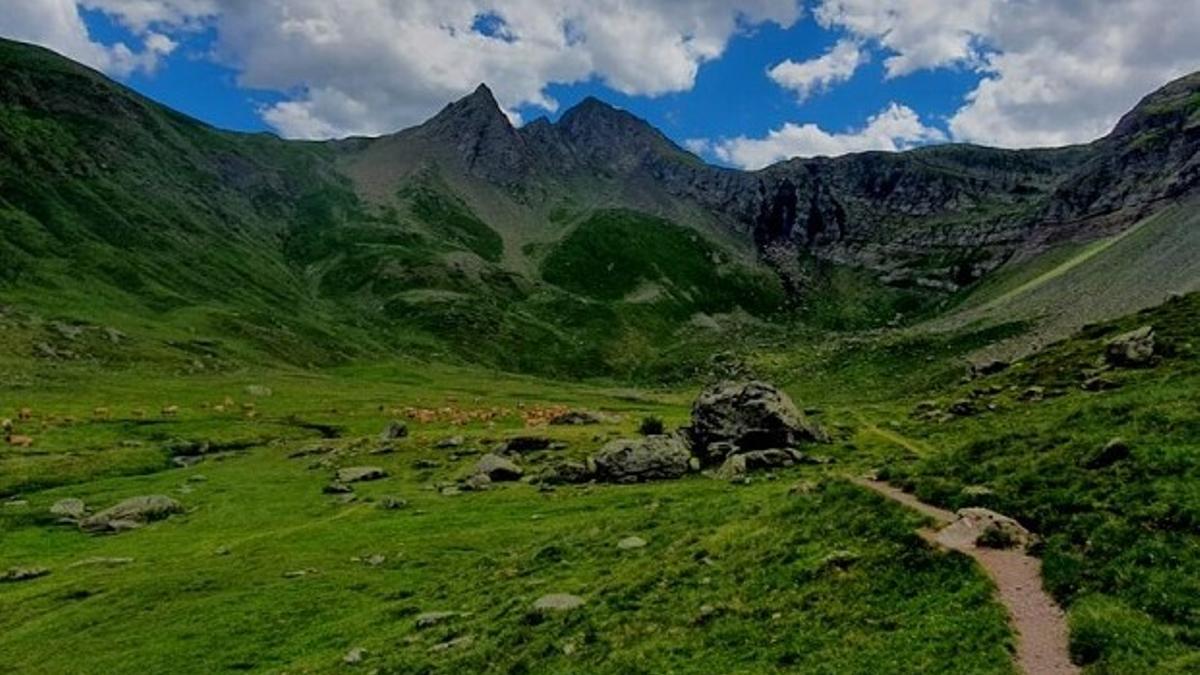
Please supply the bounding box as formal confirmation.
[414,82,529,180]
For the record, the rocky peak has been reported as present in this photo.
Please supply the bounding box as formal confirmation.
[554,96,692,171]
[416,83,529,181]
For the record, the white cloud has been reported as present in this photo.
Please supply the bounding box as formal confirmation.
[0,0,179,76]
[710,102,945,169]
[812,0,1200,147]
[768,38,865,101]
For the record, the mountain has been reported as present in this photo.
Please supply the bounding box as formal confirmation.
[1,36,1199,377]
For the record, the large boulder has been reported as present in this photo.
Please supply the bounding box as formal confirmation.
[1105,326,1156,367]
[688,381,827,464]
[590,435,693,483]
[475,453,523,481]
[80,495,183,533]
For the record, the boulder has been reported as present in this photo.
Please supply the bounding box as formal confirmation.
[498,436,552,453]
[533,593,585,612]
[434,435,464,449]
[1079,438,1131,469]
[380,421,409,440]
[475,453,523,481]
[549,410,604,426]
[688,380,826,464]
[50,498,87,521]
[461,472,492,491]
[1105,326,1156,367]
[80,495,183,533]
[336,466,387,483]
[590,435,693,483]
[537,461,593,485]
[940,508,1035,550]
[716,448,808,479]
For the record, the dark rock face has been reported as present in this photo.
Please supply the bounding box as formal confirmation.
[688,381,827,465]
[590,435,694,483]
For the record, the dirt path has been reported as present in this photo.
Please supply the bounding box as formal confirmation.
[851,478,1079,675]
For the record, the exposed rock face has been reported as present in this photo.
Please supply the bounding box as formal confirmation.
[688,381,826,465]
[80,495,183,533]
[1105,326,1156,367]
[475,453,523,481]
[590,435,693,483]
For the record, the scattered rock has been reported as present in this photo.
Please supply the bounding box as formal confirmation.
[498,436,552,453]
[413,459,442,470]
[970,359,1010,377]
[461,473,492,491]
[549,411,604,426]
[590,435,693,483]
[688,380,827,465]
[435,436,464,449]
[820,549,860,570]
[439,486,461,497]
[343,647,366,665]
[378,496,408,510]
[475,453,523,481]
[244,385,273,397]
[430,636,474,652]
[1081,376,1120,392]
[617,536,647,550]
[68,557,134,568]
[1105,326,1156,368]
[537,461,593,485]
[1079,438,1131,469]
[415,611,461,629]
[336,466,387,483]
[948,399,977,416]
[324,482,353,494]
[50,498,87,521]
[214,546,231,556]
[0,566,49,583]
[79,495,183,533]
[363,554,386,567]
[788,480,817,496]
[1019,386,1045,402]
[283,568,318,578]
[533,593,585,612]
[961,485,995,498]
[380,421,409,441]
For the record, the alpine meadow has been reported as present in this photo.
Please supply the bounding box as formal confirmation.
[2,4,1200,674]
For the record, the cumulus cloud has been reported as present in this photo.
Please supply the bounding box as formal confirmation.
[1,0,179,76]
[812,0,1200,147]
[768,38,865,101]
[710,102,945,169]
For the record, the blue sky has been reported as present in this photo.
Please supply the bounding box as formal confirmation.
[6,1,1199,169]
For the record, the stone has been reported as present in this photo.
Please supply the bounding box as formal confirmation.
[475,453,523,481]
[533,593,585,612]
[50,498,87,520]
[970,359,1010,377]
[688,380,827,465]
[378,496,408,510]
[1081,376,1120,392]
[336,466,387,483]
[461,472,492,491]
[537,461,593,485]
[0,566,49,582]
[323,482,353,494]
[549,410,604,426]
[948,399,977,416]
[941,508,1035,550]
[429,636,474,652]
[1019,386,1045,402]
[617,536,647,550]
[380,421,409,441]
[499,436,552,453]
[590,435,694,483]
[244,385,273,397]
[413,459,441,470]
[1105,326,1156,367]
[80,495,183,533]
[415,611,461,629]
[343,647,366,665]
[435,436,464,449]
[1079,438,1131,469]
[68,557,134,568]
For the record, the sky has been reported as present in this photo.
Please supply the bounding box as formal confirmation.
[3,1,1200,169]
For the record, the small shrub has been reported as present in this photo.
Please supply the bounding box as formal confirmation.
[638,416,665,436]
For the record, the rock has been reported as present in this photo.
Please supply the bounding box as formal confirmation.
[50,498,87,521]
[970,359,1010,377]
[336,466,387,483]
[688,380,827,464]
[435,435,464,449]
[549,410,604,426]
[369,445,395,455]
[415,611,461,629]
[380,421,409,440]
[961,485,995,498]
[820,549,860,570]
[324,482,353,494]
[0,566,49,583]
[440,486,461,497]
[948,399,977,416]
[590,435,693,483]
[430,636,474,652]
[1105,326,1156,367]
[413,459,441,470]
[499,436,552,453]
[363,554,386,567]
[68,557,134,568]
[343,647,366,665]
[1079,438,1131,469]
[617,536,647,550]
[461,473,492,491]
[533,593,585,612]
[1081,376,1120,392]
[475,453,523,481]
[942,508,1034,550]
[283,568,318,578]
[378,496,408,510]
[244,385,273,397]
[79,495,183,533]
[537,461,593,485]
[788,480,817,496]
[1019,386,1045,402]
[716,448,808,479]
